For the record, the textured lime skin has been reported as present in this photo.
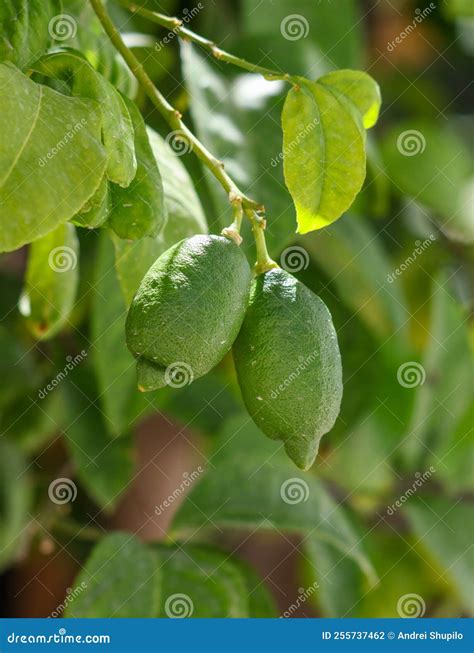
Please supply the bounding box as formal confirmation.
[233,268,343,470]
[126,235,252,390]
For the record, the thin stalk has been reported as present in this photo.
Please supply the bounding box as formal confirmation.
[123,2,294,83]
[246,210,278,275]
[89,0,262,213]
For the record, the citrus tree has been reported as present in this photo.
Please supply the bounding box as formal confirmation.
[0,0,472,618]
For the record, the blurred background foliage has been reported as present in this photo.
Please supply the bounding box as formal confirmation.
[0,0,473,618]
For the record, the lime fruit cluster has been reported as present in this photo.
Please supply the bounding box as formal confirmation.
[126,235,342,469]
[126,234,252,391]
[233,268,343,470]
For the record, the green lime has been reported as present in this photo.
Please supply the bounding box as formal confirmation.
[233,268,343,470]
[126,234,252,391]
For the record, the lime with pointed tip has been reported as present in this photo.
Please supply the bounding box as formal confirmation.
[233,268,343,470]
[126,234,252,391]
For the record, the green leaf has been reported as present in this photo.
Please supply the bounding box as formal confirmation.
[0,63,106,252]
[318,70,381,129]
[382,121,474,243]
[403,275,472,467]
[405,498,474,614]
[65,533,160,617]
[73,174,110,228]
[180,42,295,255]
[32,51,136,188]
[282,79,369,233]
[19,223,79,340]
[0,325,42,408]
[91,232,138,435]
[0,439,32,572]
[234,559,278,618]
[114,128,207,305]
[61,371,135,511]
[171,415,375,583]
[108,97,167,240]
[0,0,60,69]
[158,545,249,618]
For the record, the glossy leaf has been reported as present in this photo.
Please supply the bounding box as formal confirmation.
[282,80,366,233]
[0,63,106,252]
[0,439,32,572]
[158,545,249,618]
[405,498,474,614]
[171,415,375,583]
[108,98,167,240]
[65,533,160,617]
[32,51,136,188]
[0,0,60,69]
[61,372,135,511]
[114,128,207,305]
[73,174,110,228]
[382,121,474,243]
[19,223,79,339]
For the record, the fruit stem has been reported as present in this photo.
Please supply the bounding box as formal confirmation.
[121,2,295,83]
[246,210,279,275]
[221,194,244,245]
[89,0,262,213]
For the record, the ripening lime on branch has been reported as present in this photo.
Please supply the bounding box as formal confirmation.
[125,234,252,391]
[233,268,343,470]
